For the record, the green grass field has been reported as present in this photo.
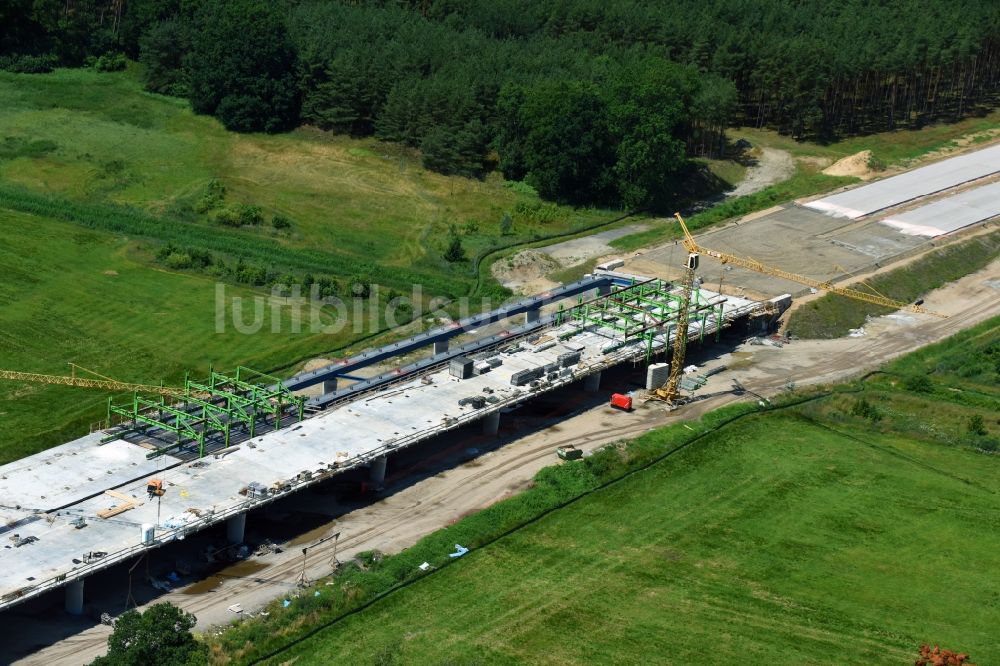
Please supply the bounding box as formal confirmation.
[0,209,361,463]
[263,418,1000,664]
[207,319,1000,665]
[0,66,617,293]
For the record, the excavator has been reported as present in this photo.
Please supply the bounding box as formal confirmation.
[653,212,945,404]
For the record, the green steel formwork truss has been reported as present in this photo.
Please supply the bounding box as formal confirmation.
[106,367,305,459]
[557,279,726,362]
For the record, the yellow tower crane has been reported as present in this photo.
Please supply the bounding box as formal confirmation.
[0,364,184,398]
[654,213,946,404]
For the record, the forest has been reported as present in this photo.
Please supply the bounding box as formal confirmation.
[3,0,1000,209]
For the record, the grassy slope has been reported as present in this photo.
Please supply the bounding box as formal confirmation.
[268,413,1000,665]
[0,66,622,461]
[786,230,1000,338]
[736,109,1000,164]
[0,210,353,463]
[0,67,614,287]
[226,320,1000,666]
[886,317,1000,399]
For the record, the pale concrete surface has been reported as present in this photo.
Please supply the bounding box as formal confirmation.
[806,142,1000,218]
[626,204,928,299]
[882,179,1000,236]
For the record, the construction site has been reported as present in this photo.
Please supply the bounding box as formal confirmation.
[2,141,1000,664]
[0,264,786,614]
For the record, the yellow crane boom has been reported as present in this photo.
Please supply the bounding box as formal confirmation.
[673,213,946,318]
[0,366,184,397]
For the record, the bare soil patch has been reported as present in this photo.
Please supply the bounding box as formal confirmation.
[491,249,560,293]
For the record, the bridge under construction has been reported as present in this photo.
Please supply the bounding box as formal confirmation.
[0,271,786,615]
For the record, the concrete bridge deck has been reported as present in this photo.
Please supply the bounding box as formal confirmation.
[0,278,773,614]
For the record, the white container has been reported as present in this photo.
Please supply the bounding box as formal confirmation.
[646,362,670,390]
[141,523,155,545]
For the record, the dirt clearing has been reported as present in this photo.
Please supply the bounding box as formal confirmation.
[490,249,560,294]
[728,148,794,197]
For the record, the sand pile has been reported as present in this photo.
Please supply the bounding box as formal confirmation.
[822,150,875,179]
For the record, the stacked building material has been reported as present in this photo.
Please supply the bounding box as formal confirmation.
[645,362,670,390]
[449,357,474,379]
[511,367,544,386]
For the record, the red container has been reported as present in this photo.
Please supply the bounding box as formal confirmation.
[610,393,633,411]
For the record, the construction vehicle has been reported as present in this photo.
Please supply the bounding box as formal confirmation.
[146,478,165,499]
[653,213,945,405]
[556,445,583,461]
[609,393,634,411]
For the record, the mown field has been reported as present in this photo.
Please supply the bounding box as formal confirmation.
[207,319,1000,665]
[0,210,358,463]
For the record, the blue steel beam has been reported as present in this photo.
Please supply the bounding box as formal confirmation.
[282,275,615,393]
[308,313,557,409]
[308,273,647,409]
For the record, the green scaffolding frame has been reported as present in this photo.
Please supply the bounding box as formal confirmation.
[105,366,306,459]
[558,279,727,361]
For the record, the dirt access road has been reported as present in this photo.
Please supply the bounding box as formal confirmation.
[13,258,1000,666]
[728,147,795,197]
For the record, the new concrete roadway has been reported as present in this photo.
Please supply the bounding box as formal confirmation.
[805,142,1000,218]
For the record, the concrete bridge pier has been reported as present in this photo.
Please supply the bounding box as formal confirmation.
[322,377,338,394]
[226,513,246,544]
[434,340,449,355]
[483,411,500,436]
[525,307,540,324]
[370,456,387,486]
[64,578,84,615]
[583,371,602,393]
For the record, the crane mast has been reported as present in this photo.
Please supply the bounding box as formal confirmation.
[655,251,698,403]
[653,212,945,405]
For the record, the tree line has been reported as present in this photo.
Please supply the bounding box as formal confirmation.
[3,1,1000,209]
[394,0,1000,138]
